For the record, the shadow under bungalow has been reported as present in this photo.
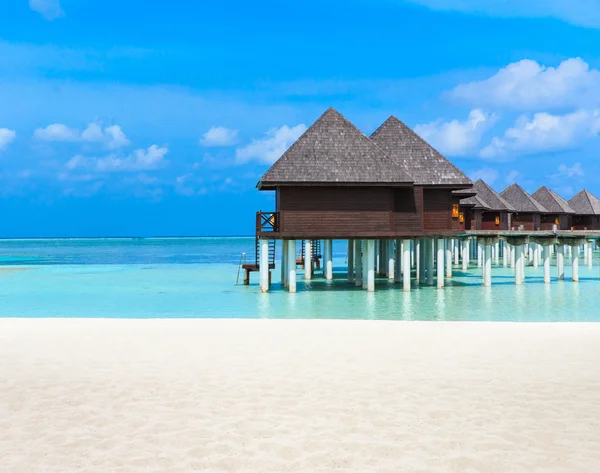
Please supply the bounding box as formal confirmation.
[244,108,600,292]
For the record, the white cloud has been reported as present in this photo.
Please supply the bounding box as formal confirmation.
[66,145,168,172]
[199,126,238,147]
[414,109,496,156]
[29,0,64,21]
[557,162,584,178]
[451,58,600,111]
[404,0,600,29]
[34,122,130,149]
[0,128,16,150]
[470,167,499,184]
[505,170,521,184]
[480,109,600,159]
[236,124,307,164]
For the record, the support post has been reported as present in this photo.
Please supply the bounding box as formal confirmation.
[347,239,354,284]
[446,239,452,279]
[388,240,395,280]
[557,245,565,280]
[483,244,492,287]
[394,239,402,283]
[494,242,499,266]
[403,239,411,292]
[462,239,469,271]
[454,239,459,265]
[477,243,482,267]
[572,245,579,282]
[362,240,367,289]
[427,239,434,286]
[533,243,539,269]
[367,240,375,292]
[259,238,270,293]
[437,239,445,288]
[418,239,426,284]
[355,240,363,287]
[324,239,333,280]
[503,241,508,268]
[588,241,593,269]
[282,240,288,287]
[287,239,297,293]
[515,245,523,285]
[304,240,312,280]
[543,245,550,284]
[510,244,516,269]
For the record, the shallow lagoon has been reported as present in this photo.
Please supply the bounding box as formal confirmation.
[0,237,598,321]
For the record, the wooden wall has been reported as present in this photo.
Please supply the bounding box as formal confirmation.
[272,186,460,238]
[540,214,572,231]
[510,213,540,231]
[481,211,510,230]
[572,215,600,230]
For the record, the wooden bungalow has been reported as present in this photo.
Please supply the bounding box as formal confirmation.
[471,179,515,230]
[531,186,575,230]
[452,188,478,231]
[256,108,473,240]
[500,183,548,231]
[568,189,600,230]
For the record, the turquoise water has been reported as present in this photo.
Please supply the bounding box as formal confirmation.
[0,237,598,321]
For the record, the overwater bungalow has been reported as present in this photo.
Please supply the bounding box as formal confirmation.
[500,183,548,231]
[568,189,600,230]
[455,191,489,231]
[531,186,575,230]
[253,107,473,291]
[470,179,515,230]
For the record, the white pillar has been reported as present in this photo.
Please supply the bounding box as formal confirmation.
[427,239,434,286]
[367,240,375,292]
[477,243,482,267]
[483,244,492,287]
[374,240,380,275]
[304,240,312,280]
[347,240,354,284]
[418,239,426,283]
[543,245,550,284]
[403,239,411,292]
[462,239,469,271]
[437,239,445,288]
[259,238,270,292]
[588,242,593,268]
[515,245,523,285]
[362,241,367,289]
[324,239,333,280]
[557,245,565,280]
[521,245,526,282]
[533,243,539,269]
[454,240,459,265]
[355,240,362,287]
[510,244,516,269]
[282,240,288,287]
[494,242,499,266]
[287,240,297,293]
[446,239,452,279]
[411,241,416,268]
[572,245,579,282]
[394,239,402,283]
[503,241,508,268]
[415,240,421,282]
[584,242,589,264]
[388,240,395,280]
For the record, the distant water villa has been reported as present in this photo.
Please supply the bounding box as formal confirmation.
[244,108,600,293]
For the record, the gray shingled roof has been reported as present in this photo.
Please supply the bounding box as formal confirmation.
[568,189,600,215]
[473,179,516,212]
[532,186,575,214]
[370,116,473,187]
[500,183,549,213]
[258,108,413,187]
[460,194,491,210]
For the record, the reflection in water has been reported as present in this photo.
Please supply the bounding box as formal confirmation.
[435,289,446,321]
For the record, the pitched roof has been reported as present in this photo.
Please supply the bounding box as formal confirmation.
[258,108,413,188]
[473,179,516,212]
[531,186,575,214]
[568,189,600,215]
[500,183,549,213]
[453,188,476,198]
[460,194,491,210]
[370,116,472,187]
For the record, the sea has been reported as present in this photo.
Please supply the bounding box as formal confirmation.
[0,237,597,321]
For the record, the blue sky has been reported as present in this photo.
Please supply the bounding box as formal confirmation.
[1,0,600,236]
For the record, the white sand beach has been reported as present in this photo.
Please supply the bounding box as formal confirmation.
[1,319,600,473]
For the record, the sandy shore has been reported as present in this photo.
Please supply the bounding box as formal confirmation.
[1,319,600,472]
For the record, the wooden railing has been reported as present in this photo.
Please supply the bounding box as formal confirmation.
[256,211,280,235]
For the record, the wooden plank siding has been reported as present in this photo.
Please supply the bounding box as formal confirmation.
[510,213,540,231]
[267,186,462,239]
[481,212,510,231]
[540,214,572,231]
[572,215,600,230]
